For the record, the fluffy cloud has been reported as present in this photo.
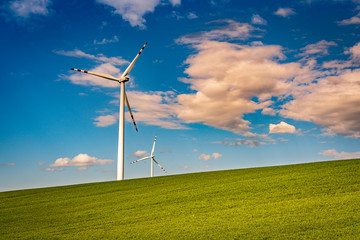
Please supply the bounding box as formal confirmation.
[55,49,128,66]
[349,42,360,61]
[94,115,117,127]
[251,14,267,25]
[319,149,360,159]
[175,40,301,134]
[38,161,46,166]
[50,154,114,167]
[274,8,295,17]
[280,68,360,138]
[131,150,149,158]
[269,121,297,134]
[212,153,223,159]
[299,40,337,57]
[199,153,211,161]
[7,0,51,19]
[176,20,255,44]
[96,0,180,29]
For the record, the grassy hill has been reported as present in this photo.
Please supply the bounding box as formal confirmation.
[1,159,359,239]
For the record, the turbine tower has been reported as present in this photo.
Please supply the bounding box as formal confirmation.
[130,135,167,177]
[71,42,147,180]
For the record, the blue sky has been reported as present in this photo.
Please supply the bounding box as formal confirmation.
[1,0,360,192]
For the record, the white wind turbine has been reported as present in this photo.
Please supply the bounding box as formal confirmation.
[130,135,167,177]
[71,42,147,180]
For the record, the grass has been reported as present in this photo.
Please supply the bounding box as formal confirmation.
[1,159,359,239]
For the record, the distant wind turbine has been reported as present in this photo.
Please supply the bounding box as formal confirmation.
[71,42,147,180]
[130,135,167,177]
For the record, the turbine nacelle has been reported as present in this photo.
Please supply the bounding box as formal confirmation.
[119,76,130,82]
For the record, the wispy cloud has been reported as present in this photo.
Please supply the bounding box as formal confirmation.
[6,0,51,19]
[214,139,266,148]
[41,168,64,172]
[338,12,360,25]
[50,154,114,167]
[319,149,360,159]
[55,49,128,66]
[176,20,256,44]
[298,40,337,57]
[93,35,119,45]
[96,0,180,29]
[274,7,295,17]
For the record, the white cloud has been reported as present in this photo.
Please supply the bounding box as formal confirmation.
[8,0,51,19]
[204,165,211,169]
[176,20,255,44]
[269,121,297,134]
[94,114,117,127]
[94,35,119,45]
[96,0,180,29]
[212,153,222,159]
[319,149,360,159]
[38,161,46,166]
[299,40,337,57]
[131,150,149,158]
[182,165,190,170]
[251,14,267,25]
[274,8,295,17]
[55,49,128,66]
[193,149,198,152]
[199,153,211,161]
[7,163,16,166]
[50,154,114,167]
[175,40,301,134]
[280,67,360,138]
[338,12,360,25]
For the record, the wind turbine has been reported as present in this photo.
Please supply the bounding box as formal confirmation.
[71,42,147,180]
[130,135,167,177]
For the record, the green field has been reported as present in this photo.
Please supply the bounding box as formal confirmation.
[1,159,359,239]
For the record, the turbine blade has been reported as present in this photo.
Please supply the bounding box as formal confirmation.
[153,157,167,173]
[121,42,147,77]
[125,92,138,132]
[151,135,157,156]
[70,68,119,82]
[130,156,151,164]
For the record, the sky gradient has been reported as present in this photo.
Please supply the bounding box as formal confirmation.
[1,0,360,191]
